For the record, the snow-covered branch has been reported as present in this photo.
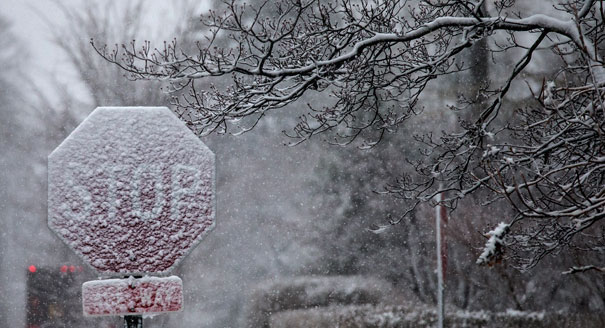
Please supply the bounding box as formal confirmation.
[476,222,510,266]
[96,0,605,270]
[562,265,605,275]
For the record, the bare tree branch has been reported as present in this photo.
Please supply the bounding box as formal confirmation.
[95,0,605,270]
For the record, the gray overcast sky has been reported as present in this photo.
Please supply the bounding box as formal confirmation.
[3,0,67,82]
[1,0,209,106]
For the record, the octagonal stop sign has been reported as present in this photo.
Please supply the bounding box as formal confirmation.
[48,107,215,276]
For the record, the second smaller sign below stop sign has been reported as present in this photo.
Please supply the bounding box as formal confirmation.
[82,276,183,316]
[48,107,215,276]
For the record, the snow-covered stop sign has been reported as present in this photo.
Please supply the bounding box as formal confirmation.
[48,107,215,276]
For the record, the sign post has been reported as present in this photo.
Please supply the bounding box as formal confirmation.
[435,189,448,328]
[48,107,215,327]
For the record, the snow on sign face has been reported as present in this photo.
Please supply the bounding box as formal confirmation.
[48,107,215,276]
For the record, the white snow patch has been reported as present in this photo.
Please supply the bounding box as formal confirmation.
[476,222,510,265]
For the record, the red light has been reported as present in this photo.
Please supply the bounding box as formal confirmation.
[69,265,76,273]
[28,265,36,273]
[60,265,67,273]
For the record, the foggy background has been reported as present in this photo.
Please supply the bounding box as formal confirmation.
[1,0,603,327]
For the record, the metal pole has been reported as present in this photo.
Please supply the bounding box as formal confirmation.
[124,315,143,328]
[124,275,143,328]
[435,191,445,328]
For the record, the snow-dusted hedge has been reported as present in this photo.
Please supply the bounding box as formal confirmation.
[269,304,605,328]
[243,276,398,328]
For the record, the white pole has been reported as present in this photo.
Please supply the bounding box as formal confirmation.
[435,191,444,328]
